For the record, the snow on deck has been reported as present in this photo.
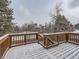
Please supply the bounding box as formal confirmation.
[4,43,79,59]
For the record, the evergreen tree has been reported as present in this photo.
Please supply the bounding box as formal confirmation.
[0,0,13,35]
[51,4,75,32]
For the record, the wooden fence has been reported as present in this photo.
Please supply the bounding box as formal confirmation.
[68,33,79,44]
[37,34,57,48]
[0,34,10,59]
[0,32,38,59]
[44,33,67,44]
[1,32,79,59]
[9,33,38,47]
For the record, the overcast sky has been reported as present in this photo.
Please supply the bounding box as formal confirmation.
[11,0,79,26]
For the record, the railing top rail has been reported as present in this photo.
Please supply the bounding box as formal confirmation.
[68,32,79,34]
[10,32,38,36]
[44,32,79,36]
[38,33,44,37]
[0,34,9,44]
[44,32,69,36]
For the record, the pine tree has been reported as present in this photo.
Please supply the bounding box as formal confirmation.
[0,0,13,35]
[51,4,75,32]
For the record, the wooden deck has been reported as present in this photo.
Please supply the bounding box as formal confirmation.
[4,43,79,59]
[1,32,79,59]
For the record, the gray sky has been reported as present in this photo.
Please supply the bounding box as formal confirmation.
[11,0,79,26]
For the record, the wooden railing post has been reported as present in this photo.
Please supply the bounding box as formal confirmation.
[44,37,46,47]
[65,33,69,42]
[0,45,1,59]
[44,37,48,48]
[43,37,45,47]
[9,35,12,48]
[57,35,59,45]
[36,34,39,43]
[24,34,27,44]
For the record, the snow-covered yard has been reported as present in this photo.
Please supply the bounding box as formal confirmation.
[4,43,79,59]
[73,30,79,33]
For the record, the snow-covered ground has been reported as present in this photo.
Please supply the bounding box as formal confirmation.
[73,30,79,33]
[4,43,79,59]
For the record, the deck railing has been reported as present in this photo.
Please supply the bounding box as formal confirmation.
[44,32,67,44]
[37,33,57,48]
[1,32,79,59]
[0,32,38,59]
[9,32,38,47]
[0,34,10,59]
[68,33,79,44]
